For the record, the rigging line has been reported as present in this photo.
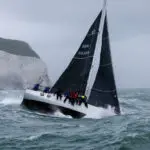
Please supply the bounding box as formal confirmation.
[92,88,116,93]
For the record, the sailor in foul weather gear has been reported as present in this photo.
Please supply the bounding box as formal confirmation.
[71,91,79,106]
[64,91,70,103]
[43,87,50,93]
[77,95,82,105]
[55,89,62,100]
[81,95,88,108]
[69,91,74,106]
[78,95,88,108]
[33,84,40,91]
[74,92,79,105]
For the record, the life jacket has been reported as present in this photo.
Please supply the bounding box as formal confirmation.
[74,92,78,99]
[69,92,73,98]
[69,92,78,99]
[70,92,75,98]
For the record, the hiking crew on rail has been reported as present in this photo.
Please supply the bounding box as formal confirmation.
[32,84,88,108]
[54,88,88,108]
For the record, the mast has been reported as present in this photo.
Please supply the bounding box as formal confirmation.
[85,0,107,98]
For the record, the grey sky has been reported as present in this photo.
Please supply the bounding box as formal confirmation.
[0,0,150,88]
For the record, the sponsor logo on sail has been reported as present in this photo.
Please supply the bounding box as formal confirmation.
[82,44,90,49]
[78,51,90,55]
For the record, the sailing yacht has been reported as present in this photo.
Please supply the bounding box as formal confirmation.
[21,1,120,118]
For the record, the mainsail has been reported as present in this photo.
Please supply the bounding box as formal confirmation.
[88,14,120,114]
[50,11,102,94]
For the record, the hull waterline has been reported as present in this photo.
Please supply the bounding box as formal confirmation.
[21,90,117,118]
[21,89,89,118]
[21,99,85,119]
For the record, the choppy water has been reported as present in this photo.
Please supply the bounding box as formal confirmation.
[0,89,150,150]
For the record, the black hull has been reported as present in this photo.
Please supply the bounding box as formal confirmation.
[21,99,85,119]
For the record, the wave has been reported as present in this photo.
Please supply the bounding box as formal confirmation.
[44,105,116,119]
[53,111,72,118]
[109,132,150,150]
[35,105,117,119]
[0,96,117,119]
[0,90,134,120]
[24,132,67,142]
[26,134,43,141]
[0,90,23,105]
[28,110,72,119]
[0,97,21,105]
[84,105,116,119]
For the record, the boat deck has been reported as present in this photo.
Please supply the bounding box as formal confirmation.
[21,90,92,118]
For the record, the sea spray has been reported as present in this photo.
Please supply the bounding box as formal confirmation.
[0,90,24,105]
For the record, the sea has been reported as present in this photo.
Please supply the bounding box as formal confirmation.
[0,89,150,150]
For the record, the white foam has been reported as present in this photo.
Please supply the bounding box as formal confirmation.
[0,91,23,105]
[84,105,116,119]
[27,135,41,141]
[24,132,47,141]
[0,97,22,105]
[49,105,116,119]
[53,110,72,118]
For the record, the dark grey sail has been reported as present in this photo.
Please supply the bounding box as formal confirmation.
[88,14,120,114]
[51,11,102,94]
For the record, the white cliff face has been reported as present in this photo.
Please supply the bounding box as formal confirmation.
[0,51,51,90]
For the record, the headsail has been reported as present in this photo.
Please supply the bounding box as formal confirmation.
[88,14,120,114]
[50,11,102,94]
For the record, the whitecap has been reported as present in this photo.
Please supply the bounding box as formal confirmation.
[84,105,116,119]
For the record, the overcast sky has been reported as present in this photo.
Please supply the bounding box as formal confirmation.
[0,0,150,88]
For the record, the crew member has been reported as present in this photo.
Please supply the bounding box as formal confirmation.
[78,95,88,108]
[78,95,83,105]
[69,91,75,106]
[74,91,79,105]
[55,89,62,100]
[64,91,70,103]
[33,84,40,91]
[43,87,50,93]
